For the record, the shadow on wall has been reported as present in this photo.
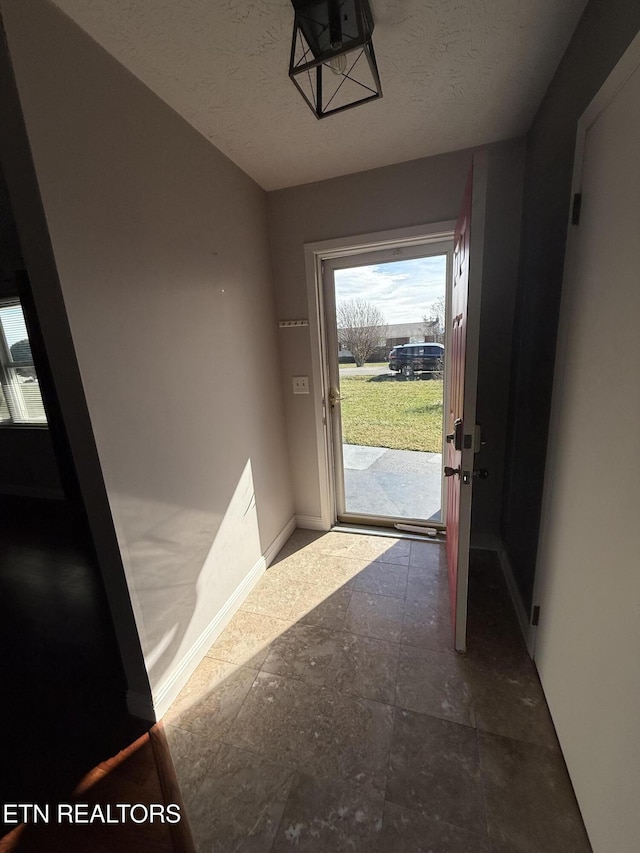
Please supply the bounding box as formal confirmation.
[115,459,263,695]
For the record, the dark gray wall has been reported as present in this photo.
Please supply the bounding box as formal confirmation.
[472,138,524,535]
[0,427,62,497]
[1,165,62,498]
[502,0,640,611]
[0,162,21,269]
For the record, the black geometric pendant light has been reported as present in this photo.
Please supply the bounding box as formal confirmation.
[289,0,382,119]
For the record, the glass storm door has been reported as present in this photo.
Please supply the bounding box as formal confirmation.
[323,241,452,529]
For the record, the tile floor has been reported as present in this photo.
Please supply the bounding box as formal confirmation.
[163,530,592,853]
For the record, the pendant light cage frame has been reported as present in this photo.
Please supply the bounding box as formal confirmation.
[289,0,382,119]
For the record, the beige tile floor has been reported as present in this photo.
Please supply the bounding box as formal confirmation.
[163,529,592,853]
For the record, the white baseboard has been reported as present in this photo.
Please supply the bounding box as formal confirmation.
[494,539,535,656]
[0,484,65,500]
[151,516,296,720]
[470,532,499,551]
[264,515,296,564]
[470,533,534,657]
[295,514,327,530]
[152,560,264,719]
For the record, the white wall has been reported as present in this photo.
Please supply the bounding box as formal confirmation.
[534,40,640,852]
[267,140,524,534]
[1,0,293,711]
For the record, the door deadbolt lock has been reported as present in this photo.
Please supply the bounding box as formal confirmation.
[446,418,464,450]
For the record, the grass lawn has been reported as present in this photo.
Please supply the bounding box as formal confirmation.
[339,376,443,452]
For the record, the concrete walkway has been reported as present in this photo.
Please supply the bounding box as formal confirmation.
[342,444,442,521]
[339,365,392,377]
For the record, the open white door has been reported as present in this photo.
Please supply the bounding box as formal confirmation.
[445,152,487,652]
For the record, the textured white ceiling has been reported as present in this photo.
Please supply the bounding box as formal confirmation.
[49,0,587,190]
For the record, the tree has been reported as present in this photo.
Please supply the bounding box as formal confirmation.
[336,299,387,367]
[423,295,446,344]
[10,338,32,362]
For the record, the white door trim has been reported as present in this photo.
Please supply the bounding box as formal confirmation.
[323,241,453,525]
[531,30,640,656]
[304,221,457,530]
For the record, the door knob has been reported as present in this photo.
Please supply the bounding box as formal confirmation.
[473,468,489,479]
[444,465,460,478]
[328,388,341,411]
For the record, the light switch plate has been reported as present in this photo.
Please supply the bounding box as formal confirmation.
[292,376,309,394]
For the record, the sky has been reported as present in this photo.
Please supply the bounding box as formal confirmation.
[334,255,447,325]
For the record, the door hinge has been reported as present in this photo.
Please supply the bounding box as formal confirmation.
[571,193,582,225]
[531,605,540,626]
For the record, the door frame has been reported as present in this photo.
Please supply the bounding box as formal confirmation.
[304,221,457,530]
[323,242,453,528]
